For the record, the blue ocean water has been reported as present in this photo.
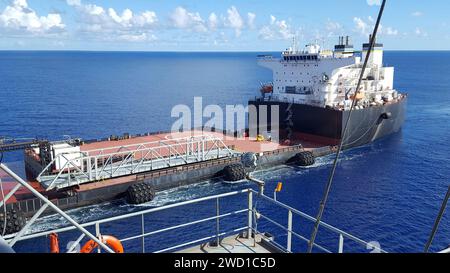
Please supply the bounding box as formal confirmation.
[0,51,449,253]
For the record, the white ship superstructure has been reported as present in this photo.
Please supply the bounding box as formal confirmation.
[258,36,400,110]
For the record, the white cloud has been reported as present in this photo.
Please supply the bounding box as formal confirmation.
[367,0,381,6]
[247,12,256,29]
[325,19,343,37]
[0,0,65,35]
[385,26,398,36]
[326,20,342,32]
[411,11,423,17]
[170,6,207,32]
[117,33,157,42]
[415,27,428,37]
[108,8,133,26]
[353,17,370,36]
[353,16,397,37]
[259,15,294,41]
[208,12,218,30]
[66,0,81,6]
[67,0,158,42]
[225,6,244,37]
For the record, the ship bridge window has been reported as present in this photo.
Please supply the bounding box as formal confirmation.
[285,86,296,94]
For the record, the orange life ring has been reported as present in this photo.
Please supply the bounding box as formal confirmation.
[80,235,124,253]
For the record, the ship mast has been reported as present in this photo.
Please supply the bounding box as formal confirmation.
[307,0,388,253]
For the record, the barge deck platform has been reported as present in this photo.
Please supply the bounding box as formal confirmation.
[1,129,336,219]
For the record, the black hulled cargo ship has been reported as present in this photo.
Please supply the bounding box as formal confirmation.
[250,36,407,148]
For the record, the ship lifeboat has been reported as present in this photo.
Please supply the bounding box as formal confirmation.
[350,92,365,101]
[260,84,273,94]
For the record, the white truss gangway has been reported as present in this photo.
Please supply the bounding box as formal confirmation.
[37,135,236,191]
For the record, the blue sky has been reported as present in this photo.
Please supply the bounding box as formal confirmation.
[0,0,448,51]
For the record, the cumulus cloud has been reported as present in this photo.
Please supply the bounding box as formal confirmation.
[325,19,343,37]
[353,16,397,37]
[67,0,158,42]
[247,12,256,29]
[170,6,207,32]
[259,15,294,41]
[225,6,244,37]
[208,12,218,30]
[0,0,65,35]
[167,6,254,38]
[415,27,428,37]
[366,0,381,6]
[385,26,398,36]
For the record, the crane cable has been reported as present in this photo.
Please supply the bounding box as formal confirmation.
[0,150,7,237]
[307,0,388,253]
[424,185,450,253]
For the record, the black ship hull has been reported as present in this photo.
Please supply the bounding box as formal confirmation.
[248,97,407,149]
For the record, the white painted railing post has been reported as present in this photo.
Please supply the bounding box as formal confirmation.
[216,197,220,245]
[287,210,293,252]
[338,234,344,253]
[95,222,101,253]
[141,214,145,253]
[248,191,253,239]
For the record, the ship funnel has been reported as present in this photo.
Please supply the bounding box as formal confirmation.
[334,36,354,57]
[362,35,384,66]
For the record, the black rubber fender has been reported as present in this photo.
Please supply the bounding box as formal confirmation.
[293,151,315,167]
[223,163,246,182]
[0,209,26,236]
[126,182,155,205]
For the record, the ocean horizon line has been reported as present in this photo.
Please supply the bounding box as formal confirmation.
[0,49,449,53]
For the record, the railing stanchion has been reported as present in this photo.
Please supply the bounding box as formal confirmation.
[141,214,145,253]
[287,210,293,252]
[215,198,220,246]
[248,190,253,239]
[338,234,344,253]
[95,222,101,253]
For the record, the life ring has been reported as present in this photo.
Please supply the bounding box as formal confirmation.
[80,235,124,253]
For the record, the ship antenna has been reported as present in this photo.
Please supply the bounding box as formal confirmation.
[307,0,388,253]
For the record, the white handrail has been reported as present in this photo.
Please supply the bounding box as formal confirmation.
[0,163,115,253]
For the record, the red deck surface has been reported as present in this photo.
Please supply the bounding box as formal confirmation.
[73,130,325,192]
[7,130,328,201]
[1,169,45,203]
[80,130,322,155]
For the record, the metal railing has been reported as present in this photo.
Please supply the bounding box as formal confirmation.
[0,163,115,253]
[3,187,386,253]
[4,189,251,253]
[249,190,386,253]
[37,135,235,190]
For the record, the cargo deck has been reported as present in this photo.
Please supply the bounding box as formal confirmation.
[2,129,335,219]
